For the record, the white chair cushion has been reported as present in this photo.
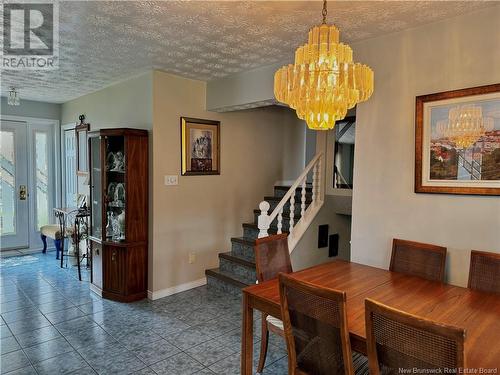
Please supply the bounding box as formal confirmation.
[40,225,74,239]
[266,315,284,331]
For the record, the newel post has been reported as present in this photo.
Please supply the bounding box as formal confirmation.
[257,201,271,238]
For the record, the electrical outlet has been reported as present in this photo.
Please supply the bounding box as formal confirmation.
[164,175,178,186]
[188,252,196,264]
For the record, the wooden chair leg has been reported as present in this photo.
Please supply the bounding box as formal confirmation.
[257,313,269,374]
[41,234,47,253]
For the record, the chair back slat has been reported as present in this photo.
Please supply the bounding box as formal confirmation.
[365,299,465,375]
[254,234,292,282]
[468,250,500,294]
[390,238,447,282]
[279,273,354,375]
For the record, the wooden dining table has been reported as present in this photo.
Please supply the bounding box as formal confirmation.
[241,260,500,374]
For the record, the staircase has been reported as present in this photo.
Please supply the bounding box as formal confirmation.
[205,185,313,294]
[205,153,324,294]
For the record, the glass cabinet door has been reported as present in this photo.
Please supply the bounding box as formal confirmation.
[104,136,125,242]
[90,136,102,239]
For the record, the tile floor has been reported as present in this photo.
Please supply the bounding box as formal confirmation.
[0,251,287,374]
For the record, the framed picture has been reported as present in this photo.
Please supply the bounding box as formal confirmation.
[76,122,90,175]
[415,83,500,195]
[181,117,220,176]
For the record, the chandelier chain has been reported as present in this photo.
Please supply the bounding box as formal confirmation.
[322,0,327,24]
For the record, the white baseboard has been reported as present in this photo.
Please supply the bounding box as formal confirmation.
[147,277,207,300]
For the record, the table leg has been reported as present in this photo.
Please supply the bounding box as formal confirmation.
[75,221,81,281]
[241,293,253,375]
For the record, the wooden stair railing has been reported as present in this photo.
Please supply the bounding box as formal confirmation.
[258,153,325,252]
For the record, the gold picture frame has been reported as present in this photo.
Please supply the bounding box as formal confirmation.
[415,83,500,196]
[181,117,220,176]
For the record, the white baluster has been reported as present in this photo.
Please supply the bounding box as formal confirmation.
[289,195,295,233]
[300,178,306,218]
[277,208,283,234]
[257,201,270,238]
[317,156,322,203]
[312,162,318,204]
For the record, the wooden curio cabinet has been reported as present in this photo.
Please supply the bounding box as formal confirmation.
[88,128,148,302]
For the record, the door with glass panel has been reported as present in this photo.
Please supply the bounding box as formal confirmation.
[0,121,29,249]
[29,123,55,248]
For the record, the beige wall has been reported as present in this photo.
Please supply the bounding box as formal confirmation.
[351,6,500,287]
[291,195,351,270]
[61,72,152,127]
[152,70,305,292]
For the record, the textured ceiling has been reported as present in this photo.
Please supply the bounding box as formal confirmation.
[1,1,496,104]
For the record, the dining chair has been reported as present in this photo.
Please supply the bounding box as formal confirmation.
[468,250,500,294]
[390,238,447,282]
[365,298,466,374]
[254,233,292,374]
[279,272,368,375]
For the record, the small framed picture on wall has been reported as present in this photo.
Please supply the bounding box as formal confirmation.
[415,83,500,196]
[76,115,90,175]
[180,117,220,176]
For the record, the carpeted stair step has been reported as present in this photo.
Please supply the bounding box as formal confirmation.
[274,185,313,199]
[264,196,312,214]
[242,223,290,240]
[253,209,305,228]
[230,237,256,261]
[205,268,250,295]
[219,252,256,284]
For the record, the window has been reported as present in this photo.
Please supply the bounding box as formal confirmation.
[35,131,49,229]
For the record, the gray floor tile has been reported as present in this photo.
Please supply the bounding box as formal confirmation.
[76,336,127,363]
[1,324,13,338]
[149,352,204,375]
[63,325,112,349]
[7,314,52,335]
[207,353,241,375]
[132,367,157,375]
[166,326,212,350]
[45,306,87,324]
[23,336,73,363]
[1,306,43,323]
[0,299,33,314]
[38,299,76,314]
[84,350,146,374]
[0,349,31,373]
[113,327,163,350]
[186,339,238,367]
[34,350,88,375]
[1,335,21,355]
[15,325,61,348]
[2,365,38,375]
[134,338,181,365]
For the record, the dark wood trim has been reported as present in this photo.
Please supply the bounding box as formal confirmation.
[180,116,221,176]
[415,83,500,196]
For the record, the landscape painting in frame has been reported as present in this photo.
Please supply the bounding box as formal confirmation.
[181,117,220,176]
[415,84,500,195]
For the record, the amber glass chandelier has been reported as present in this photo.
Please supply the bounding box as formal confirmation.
[274,0,374,130]
[436,104,494,149]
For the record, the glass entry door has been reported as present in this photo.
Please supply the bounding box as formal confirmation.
[1,121,29,249]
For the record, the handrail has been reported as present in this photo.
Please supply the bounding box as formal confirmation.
[269,153,321,225]
[258,152,325,249]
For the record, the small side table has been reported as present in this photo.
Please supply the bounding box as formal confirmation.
[53,207,90,281]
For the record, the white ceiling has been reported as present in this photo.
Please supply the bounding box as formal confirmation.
[1,1,496,104]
